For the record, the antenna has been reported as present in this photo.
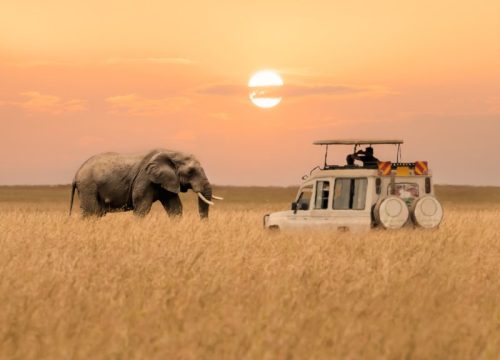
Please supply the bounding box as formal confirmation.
[323,145,329,168]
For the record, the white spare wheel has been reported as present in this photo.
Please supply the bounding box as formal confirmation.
[374,196,410,229]
[411,195,443,228]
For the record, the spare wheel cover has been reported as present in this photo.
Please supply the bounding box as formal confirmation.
[411,196,443,228]
[375,196,409,229]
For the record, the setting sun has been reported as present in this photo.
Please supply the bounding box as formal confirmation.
[248,70,283,109]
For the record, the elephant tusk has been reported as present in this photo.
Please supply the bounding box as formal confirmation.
[197,192,214,206]
[212,195,224,200]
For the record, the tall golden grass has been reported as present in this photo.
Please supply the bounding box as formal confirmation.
[0,185,499,359]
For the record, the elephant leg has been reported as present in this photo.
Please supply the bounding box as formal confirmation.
[159,192,183,217]
[79,188,105,218]
[132,187,155,217]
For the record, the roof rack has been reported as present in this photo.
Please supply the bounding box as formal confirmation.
[313,139,404,167]
[313,139,403,145]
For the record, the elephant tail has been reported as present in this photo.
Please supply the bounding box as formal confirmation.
[69,181,77,216]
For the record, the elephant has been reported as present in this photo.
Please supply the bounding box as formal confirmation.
[69,149,222,218]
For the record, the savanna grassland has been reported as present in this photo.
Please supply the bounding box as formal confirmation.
[0,185,499,359]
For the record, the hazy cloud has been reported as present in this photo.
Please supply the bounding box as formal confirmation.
[209,112,231,121]
[106,94,191,116]
[198,84,248,96]
[4,57,195,67]
[0,91,87,114]
[285,85,365,97]
[198,83,367,98]
[278,67,316,77]
[5,60,72,68]
[105,57,195,65]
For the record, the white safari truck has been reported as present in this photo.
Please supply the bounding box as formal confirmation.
[264,140,443,231]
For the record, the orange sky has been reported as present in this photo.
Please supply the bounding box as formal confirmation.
[1,0,499,185]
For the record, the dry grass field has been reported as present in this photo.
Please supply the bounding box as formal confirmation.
[0,185,499,359]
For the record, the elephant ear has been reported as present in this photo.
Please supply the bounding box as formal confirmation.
[145,152,180,193]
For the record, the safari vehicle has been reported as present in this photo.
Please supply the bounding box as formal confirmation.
[263,140,443,231]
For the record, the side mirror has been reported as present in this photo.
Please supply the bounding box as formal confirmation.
[291,202,297,212]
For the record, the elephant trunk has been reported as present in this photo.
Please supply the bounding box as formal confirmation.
[197,184,212,219]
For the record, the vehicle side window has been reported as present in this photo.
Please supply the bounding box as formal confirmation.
[297,186,313,210]
[314,181,330,209]
[333,178,367,210]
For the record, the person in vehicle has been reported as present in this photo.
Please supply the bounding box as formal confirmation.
[345,154,355,167]
[352,146,379,168]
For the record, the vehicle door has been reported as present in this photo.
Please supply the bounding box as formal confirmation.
[285,184,314,228]
[309,179,336,228]
[330,177,372,231]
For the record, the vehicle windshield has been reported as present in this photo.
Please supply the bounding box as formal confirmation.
[296,185,313,210]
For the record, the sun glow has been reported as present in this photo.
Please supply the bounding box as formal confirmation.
[248,70,283,108]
